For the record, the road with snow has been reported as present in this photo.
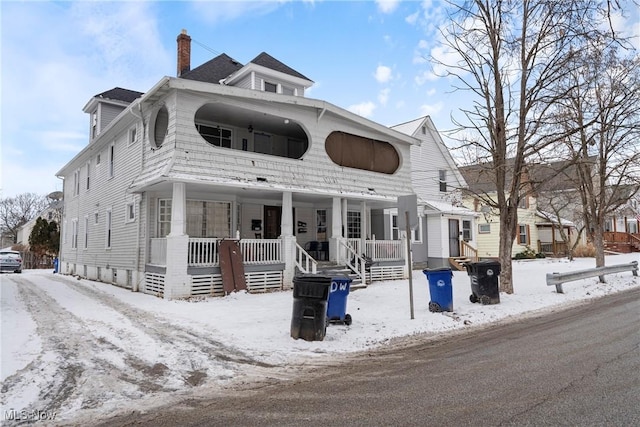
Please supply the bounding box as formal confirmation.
[95,287,640,426]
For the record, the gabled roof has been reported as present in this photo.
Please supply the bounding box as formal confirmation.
[249,52,312,82]
[95,87,144,103]
[180,53,243,84]
[528,158,594,193]
[390,117,424,136]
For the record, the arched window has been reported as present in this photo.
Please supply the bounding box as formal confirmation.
[149,105,168,148]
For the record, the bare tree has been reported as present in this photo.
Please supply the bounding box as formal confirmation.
[434,0,624,293]
[552,44,640,273]
[0,193,49,244]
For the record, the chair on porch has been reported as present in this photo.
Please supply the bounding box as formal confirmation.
[304,241,320,259]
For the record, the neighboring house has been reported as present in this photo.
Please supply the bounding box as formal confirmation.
[16,194,63,248]
[604,188,640,253]
[459,162,577,258]
[57,30,438,299]
[392,117,477,269]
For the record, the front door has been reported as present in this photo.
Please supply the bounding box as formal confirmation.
[264,206,282,239]
[449,219,460,257]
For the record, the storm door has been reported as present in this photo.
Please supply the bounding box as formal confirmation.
[448,219,460,257]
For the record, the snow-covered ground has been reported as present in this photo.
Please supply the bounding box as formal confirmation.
[1,253,638,425]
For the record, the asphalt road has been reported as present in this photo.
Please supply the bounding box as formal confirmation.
[96,288,640,427]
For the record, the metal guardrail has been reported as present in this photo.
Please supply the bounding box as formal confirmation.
[546,261,638,294]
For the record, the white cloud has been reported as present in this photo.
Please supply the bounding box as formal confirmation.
[374,65,393,83]
[426,88,437,96]
[378,88,391,106]
[419,102,444,116]
[376,0,400,14]
[348,101,377,118]
[405,11,419,25]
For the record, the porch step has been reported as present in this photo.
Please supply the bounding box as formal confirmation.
[449,257,470,271]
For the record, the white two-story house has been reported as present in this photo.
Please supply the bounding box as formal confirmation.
[56,30,475,298]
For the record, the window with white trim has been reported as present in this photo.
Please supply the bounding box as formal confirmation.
[73,170,80,196]
[391,214,422,242]
[478,223,491,234]
[128,126,137,145]
[105,208,112,248]
[85,161,91,190]
[108,143,115,178]
[196,124,232,148]
[126,202,136,223]
[518,224,530,245]
[462,220,472,241]
[71,218,78,249]
[347,211,361,238]
[91,111,98,138]
[186,200,231,238]
[94,211,99,224]
[439,170,447,192]
[264,81,277,93]
[158,199,172,237]
[84,216,89,249]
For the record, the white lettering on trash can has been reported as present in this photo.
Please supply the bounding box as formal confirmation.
[330,281,349,292]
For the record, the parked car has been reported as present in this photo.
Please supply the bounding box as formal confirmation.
[0,250,22,273]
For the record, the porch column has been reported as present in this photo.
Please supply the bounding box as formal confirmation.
[330,197,343,263]
[281,192,296,287]
[165,182,190,299]
[360,201,367,257]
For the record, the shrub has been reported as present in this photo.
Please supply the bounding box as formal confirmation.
[573,243,596,258]
[514,245,539,259]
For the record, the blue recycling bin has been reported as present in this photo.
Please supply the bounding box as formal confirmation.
[423,268,453,312]
[53,257,59,273]
[327,276,352,325]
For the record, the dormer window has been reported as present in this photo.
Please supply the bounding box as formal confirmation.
[264,82,277,93]
[282,86,295,96]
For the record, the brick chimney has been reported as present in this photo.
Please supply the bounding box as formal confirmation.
[177,29,191,77]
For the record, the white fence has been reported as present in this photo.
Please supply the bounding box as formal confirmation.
[347,238,404,261]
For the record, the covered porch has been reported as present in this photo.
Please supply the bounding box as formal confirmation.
[140,181,409,298]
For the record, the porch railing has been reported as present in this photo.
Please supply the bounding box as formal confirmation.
[295,242,317,274]
[341,240,366,284]
[149,237,282,267]
[460,240,478,262]
[239,239,282,264]
[347,238,403,261]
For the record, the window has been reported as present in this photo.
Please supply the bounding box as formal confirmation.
[71,219,78,249]
[94,211,99,224]
[422,126,427,134]
[85,161,91,190]
[196,124,232,148]
[108,144,115,178]
[439,170,447,192]
[84,216,89,249]
[150,105,168,148]
[96,154,101,165]
[106,208,112,248]
[186,200,231,238]
[126,203,136,223]
[264,81,277,93]
[391,214,422,242]
[325,131,400,174]
[128,126,137,145]
[347,211,361,239]
[518,193,530,209]
[518,224,530,245]
[462,220,472,241]
[91,111,98,138]
[158,199,172,237]
[73,170,80,196]
[478,223,491,234]
[316,210,327,241]
[63,219,67,244]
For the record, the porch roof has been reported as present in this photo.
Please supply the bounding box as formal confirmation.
[421,199,477,216]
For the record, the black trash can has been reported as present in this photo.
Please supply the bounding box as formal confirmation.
[465,260,501,305]
[291,274,331,341]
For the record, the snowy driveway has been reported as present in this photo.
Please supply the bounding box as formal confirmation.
[1,273,279,425]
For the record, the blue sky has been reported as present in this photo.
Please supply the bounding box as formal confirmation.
[1,1,638,198]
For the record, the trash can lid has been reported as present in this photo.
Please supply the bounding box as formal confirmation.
[423,267,452,272]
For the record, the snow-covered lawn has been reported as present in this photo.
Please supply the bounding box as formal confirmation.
[1,253,638,425]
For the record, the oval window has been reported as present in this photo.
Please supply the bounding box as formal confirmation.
[325,131,400,174]
[150,105,168,148]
